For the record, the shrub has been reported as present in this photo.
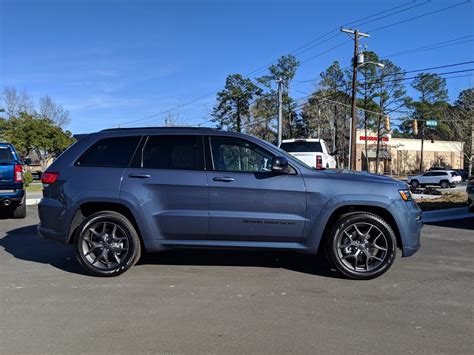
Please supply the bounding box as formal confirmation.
[23,172,34,187]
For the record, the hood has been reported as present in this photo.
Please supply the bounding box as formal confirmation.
[308,169,407,188]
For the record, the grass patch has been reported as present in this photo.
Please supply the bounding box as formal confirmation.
[415,192,468,211]
[25,183,43,193]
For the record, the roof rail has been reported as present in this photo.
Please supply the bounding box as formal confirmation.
[100,126,218,132]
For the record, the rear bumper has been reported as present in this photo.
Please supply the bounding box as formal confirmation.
[37,197,69,244]
[37,225,66,244]
[0,189,25,206]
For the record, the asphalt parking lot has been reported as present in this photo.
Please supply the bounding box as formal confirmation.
[1,207,473,354]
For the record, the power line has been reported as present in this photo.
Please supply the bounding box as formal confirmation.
[294,61,474,85]
[114,2,432,128]
[246,0,422,76]
[368,0,471,32]
[381,35,474,58]
[361,68,474,85]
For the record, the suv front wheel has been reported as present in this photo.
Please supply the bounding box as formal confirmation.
[75,211,142,277]
[325,212,397,280]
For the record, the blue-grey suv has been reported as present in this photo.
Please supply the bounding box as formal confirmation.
[38,128,422,279]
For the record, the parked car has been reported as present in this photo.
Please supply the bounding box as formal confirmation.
[467,176,474,212]
[38,128,422,279]
[0,143,26,218]
[279,138,337,169]
[429,167,469,181]
[407,170,462,189]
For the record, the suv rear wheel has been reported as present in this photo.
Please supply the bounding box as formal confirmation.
[440,180,450,189]
[11,196,26,219]
[325,212,397,280]
[75,211,141,277]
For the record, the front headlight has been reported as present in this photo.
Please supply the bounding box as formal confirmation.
[399,189,412,202]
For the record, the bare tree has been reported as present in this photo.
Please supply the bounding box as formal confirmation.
[38,95,71,128]
[1,87,35,118]
[163,101,188,127]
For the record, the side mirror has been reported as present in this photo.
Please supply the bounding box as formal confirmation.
[272,156,291,174]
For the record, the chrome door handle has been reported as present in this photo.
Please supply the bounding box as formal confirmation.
[128,173,151,179]
[212,176,235,182]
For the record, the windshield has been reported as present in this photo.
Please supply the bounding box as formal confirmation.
[0,146,14,162]
[450,172,458,177]
[280,141,323,153]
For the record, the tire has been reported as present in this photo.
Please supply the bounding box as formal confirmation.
[440,180,449,189]
[11,196,26,219]
[325,212,397,280]
[410,180,419,188]
[75,211,141,277]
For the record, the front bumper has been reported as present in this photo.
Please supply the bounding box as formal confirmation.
[393,200,423,257]
[467,187,474,211]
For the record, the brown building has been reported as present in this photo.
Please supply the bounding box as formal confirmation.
[355,129,464,175]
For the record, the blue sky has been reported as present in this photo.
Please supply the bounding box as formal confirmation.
[1,0,473,133]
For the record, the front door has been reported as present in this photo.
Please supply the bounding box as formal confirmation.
[206,136,307,243]
[121,134,208,240]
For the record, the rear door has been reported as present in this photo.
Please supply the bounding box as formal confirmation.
[206,135,306,242]
[419,172,433,184]
[121,134,208,240]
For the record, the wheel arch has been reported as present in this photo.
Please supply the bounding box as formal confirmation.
[320,205,403,252]
[67,202,143,246]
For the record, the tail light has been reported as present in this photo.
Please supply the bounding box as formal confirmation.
[42,172,59,184]
[315,155,323,170]
[14,164,23,182]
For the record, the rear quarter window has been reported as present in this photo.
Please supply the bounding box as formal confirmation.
[280,141,323,153]
[76,136,141,167]
[0,146,14,161]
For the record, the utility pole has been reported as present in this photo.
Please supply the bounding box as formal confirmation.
[341,28,370,170]
[317,107,321,138]
[469,114,474,176]
[419,121,425,173]
[277,78,283,146]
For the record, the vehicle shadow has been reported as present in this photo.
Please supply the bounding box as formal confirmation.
[1,224,342,278]
[0,210,14,220]
[425,217,474,230]
[138,249,342,279]
[0,225,87,275]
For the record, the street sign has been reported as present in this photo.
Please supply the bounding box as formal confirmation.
[426,120,438,127]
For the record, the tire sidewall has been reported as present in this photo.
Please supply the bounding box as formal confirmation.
[75,212,140,277]
[326,213,397,280]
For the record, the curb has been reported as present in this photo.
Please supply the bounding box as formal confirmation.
[26,198,41,206]
[422,207,473,223]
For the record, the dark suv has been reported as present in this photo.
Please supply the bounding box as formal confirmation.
[38,128,422,279]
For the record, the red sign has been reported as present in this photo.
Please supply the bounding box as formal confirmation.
[359,136,389,142]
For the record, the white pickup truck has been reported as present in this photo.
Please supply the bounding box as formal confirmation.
[279,138,337,169]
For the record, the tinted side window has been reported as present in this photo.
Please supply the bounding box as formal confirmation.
[76,136,141,167]
[140,135,203,170]
[210,136,274,173]
[423,172,433,176]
